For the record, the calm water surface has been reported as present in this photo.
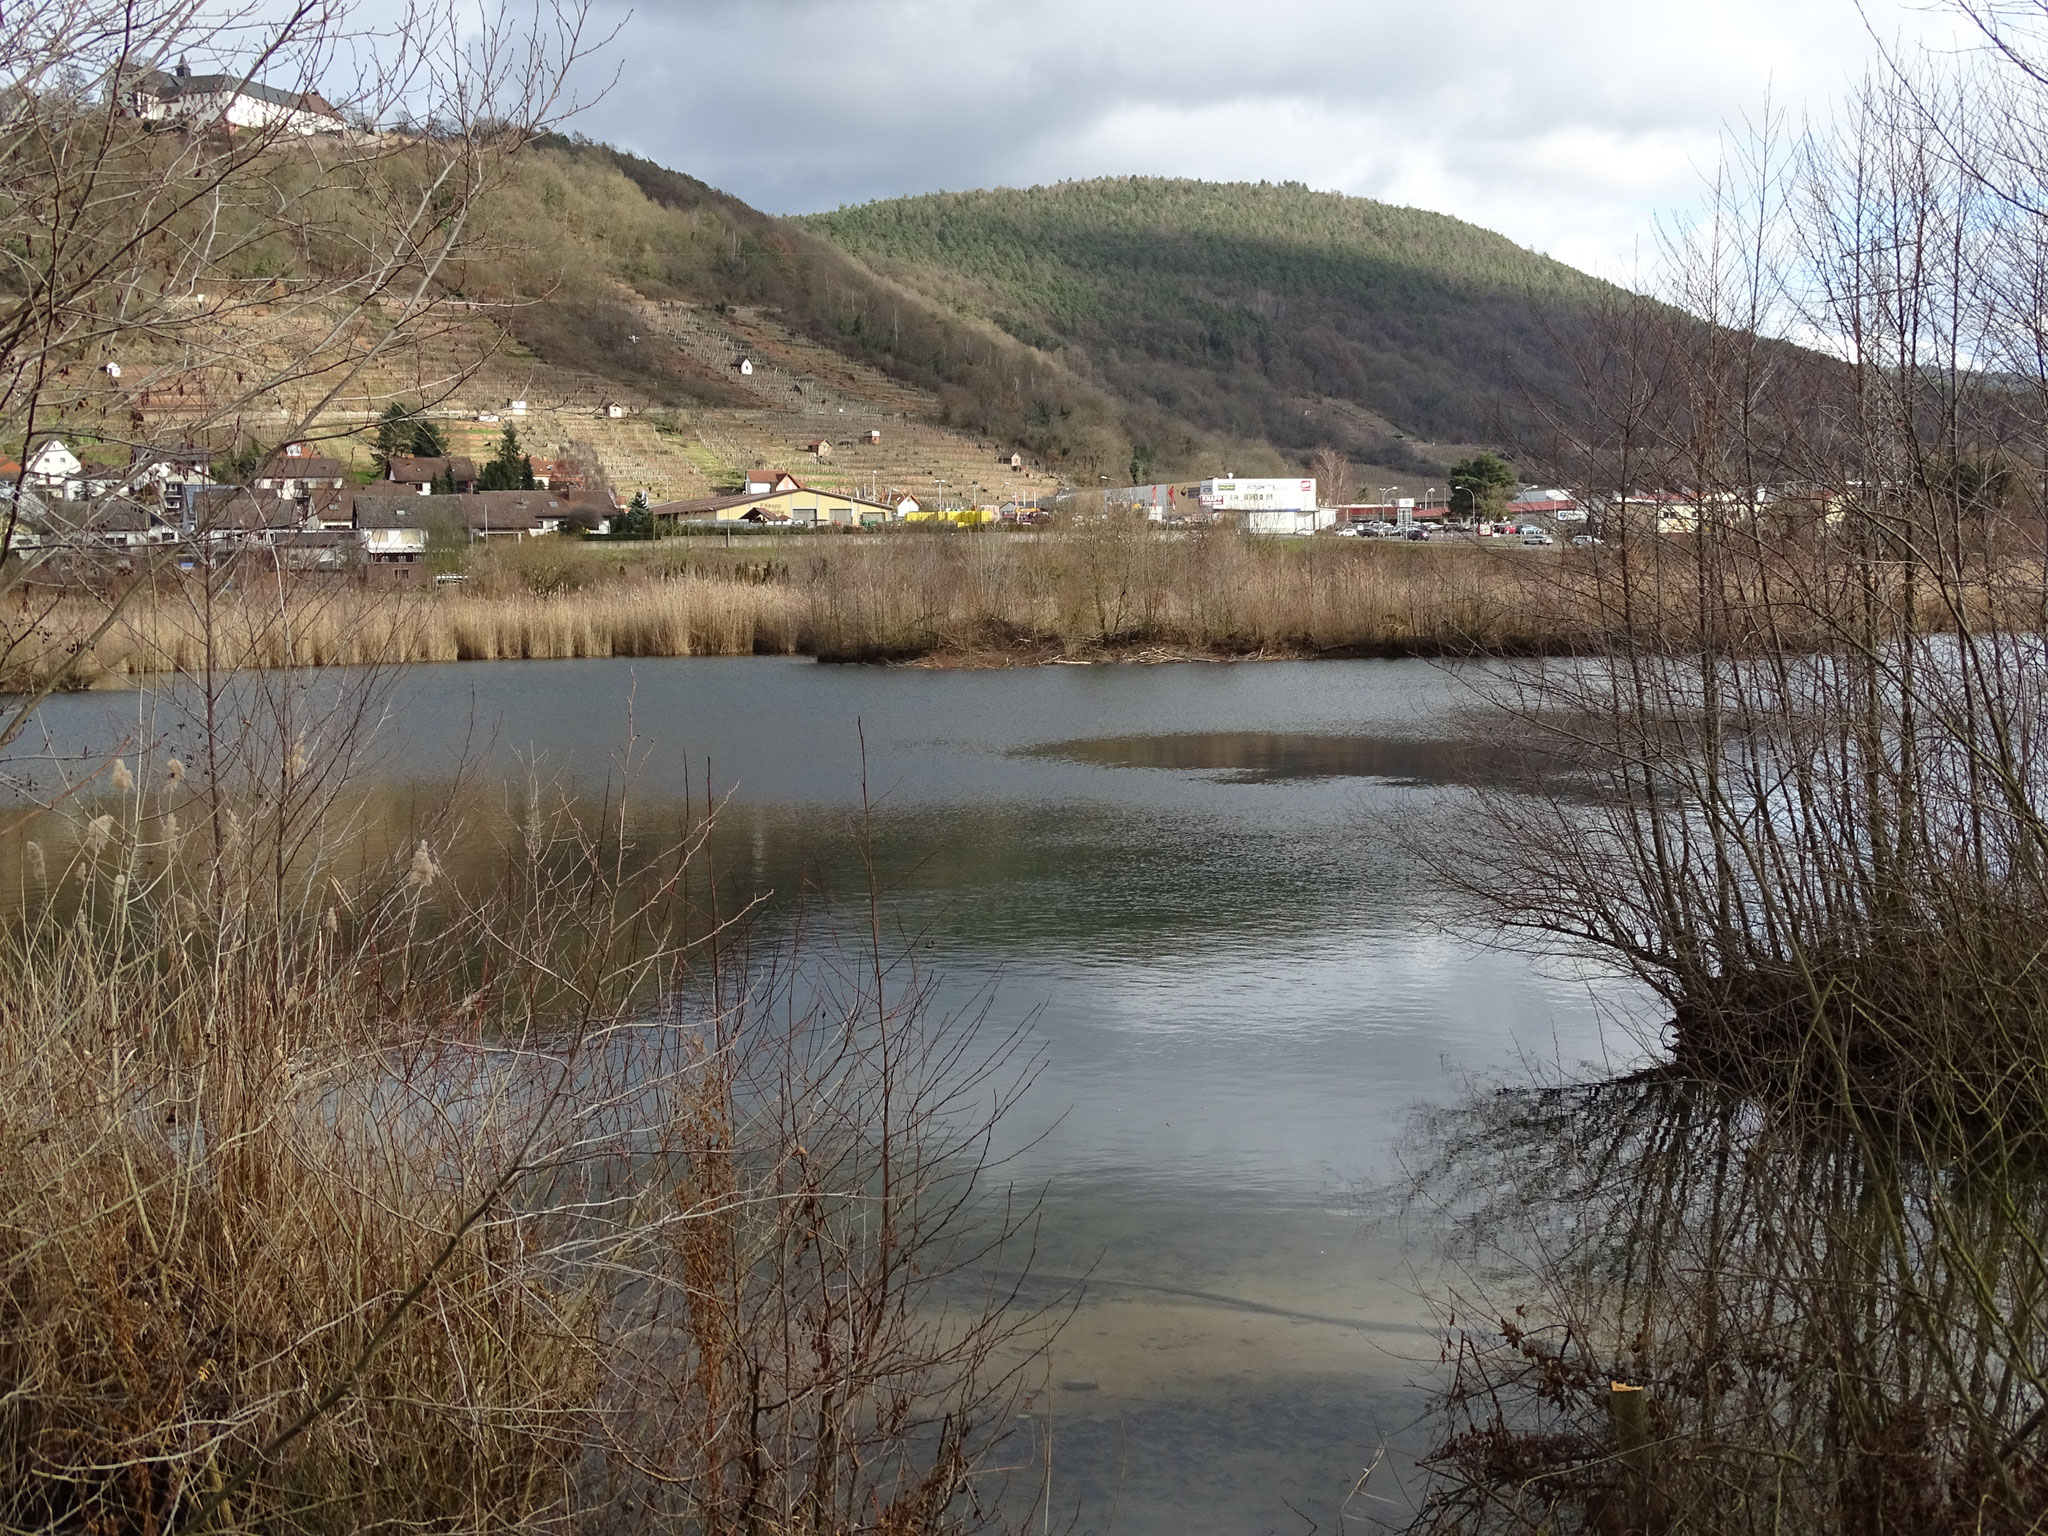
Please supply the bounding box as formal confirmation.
[27,657,1655,1534]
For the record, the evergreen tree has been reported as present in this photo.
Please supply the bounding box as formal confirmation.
[1448,452,1517,518]
[430,464,455,496]
[478,424,526,491]
[411,418,447,458]
[373,403,415,464]
[616,489,653,538]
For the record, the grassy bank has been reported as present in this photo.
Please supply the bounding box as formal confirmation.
[8,527,1598,687]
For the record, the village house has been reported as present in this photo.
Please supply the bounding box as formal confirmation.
[732,357,754,376]
[530,459,586,491]
[10,491,178,553]
[355,488,606,541]
[1002,452,1023,471]
[744,469,804,495]
[130,446,217,515]
[24,439,81,494]
[864,429,882,445]
[255,444,349,508]
[807,440,833,460]
[309,484,356,530]
[385,455,477,494]
[68,455,143,502]
[188,486,317,541]
[651,486,894,528]
[262,529,363,575]
[124,61,345,135]
[349,499,432,586]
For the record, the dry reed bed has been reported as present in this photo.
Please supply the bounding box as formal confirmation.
[7,534,1603,687]
[7,573,807,682]
[2,723,1045,1531]
[8,532,2018,689]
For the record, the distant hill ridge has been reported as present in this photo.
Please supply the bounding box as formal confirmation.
[796,176,1626,473]
[226,139,1635,487]
[89,140,1628,499]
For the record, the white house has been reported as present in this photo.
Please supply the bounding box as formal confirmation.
[25,440,81,493]
[894,495,920,518]
[130,449,218,514]
[127,61,344,135]
[254,448,347,507]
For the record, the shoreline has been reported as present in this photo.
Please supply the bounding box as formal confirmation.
[38,632,1587,691]
[8,534,1600,690]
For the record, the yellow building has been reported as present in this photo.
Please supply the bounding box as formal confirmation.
[651,486,894,526]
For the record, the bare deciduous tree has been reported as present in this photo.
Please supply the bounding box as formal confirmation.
[1310,445,1355,508]
[0,0,612,750]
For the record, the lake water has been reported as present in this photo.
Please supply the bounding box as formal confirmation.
[21,656,1655,1533]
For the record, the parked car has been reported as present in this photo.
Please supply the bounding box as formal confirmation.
[1406,527,1431,541]
[1520,529,1555,546]
[1571,534,1605,548]
[1336,524,1362,537]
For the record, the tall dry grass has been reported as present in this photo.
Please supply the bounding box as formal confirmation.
[799,520,1575,661]
[4,568,805,681]
[4,526,1599,688]
[0,640,1053,1531]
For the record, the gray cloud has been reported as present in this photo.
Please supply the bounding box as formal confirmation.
[567,0,1960,275]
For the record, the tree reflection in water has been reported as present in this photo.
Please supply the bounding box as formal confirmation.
[1405,1070,2048,1535]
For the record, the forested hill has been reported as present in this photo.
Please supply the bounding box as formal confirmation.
[797,178,1626,471]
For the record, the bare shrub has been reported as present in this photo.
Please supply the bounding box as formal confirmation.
[1432,22,2048,1129]
[0,0,609,744]
[1403,7,2048,1531]
[0,601,1052,1531]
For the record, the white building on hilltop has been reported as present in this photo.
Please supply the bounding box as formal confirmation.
[126,61,344,135]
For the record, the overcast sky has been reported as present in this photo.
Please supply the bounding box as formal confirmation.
[565,0,1967,279]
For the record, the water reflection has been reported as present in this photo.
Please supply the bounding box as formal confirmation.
[1020,731,1529,785]
[1024,729,1540,786]
[15,657,1644,1535]
[1411,1071,2048,1535]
